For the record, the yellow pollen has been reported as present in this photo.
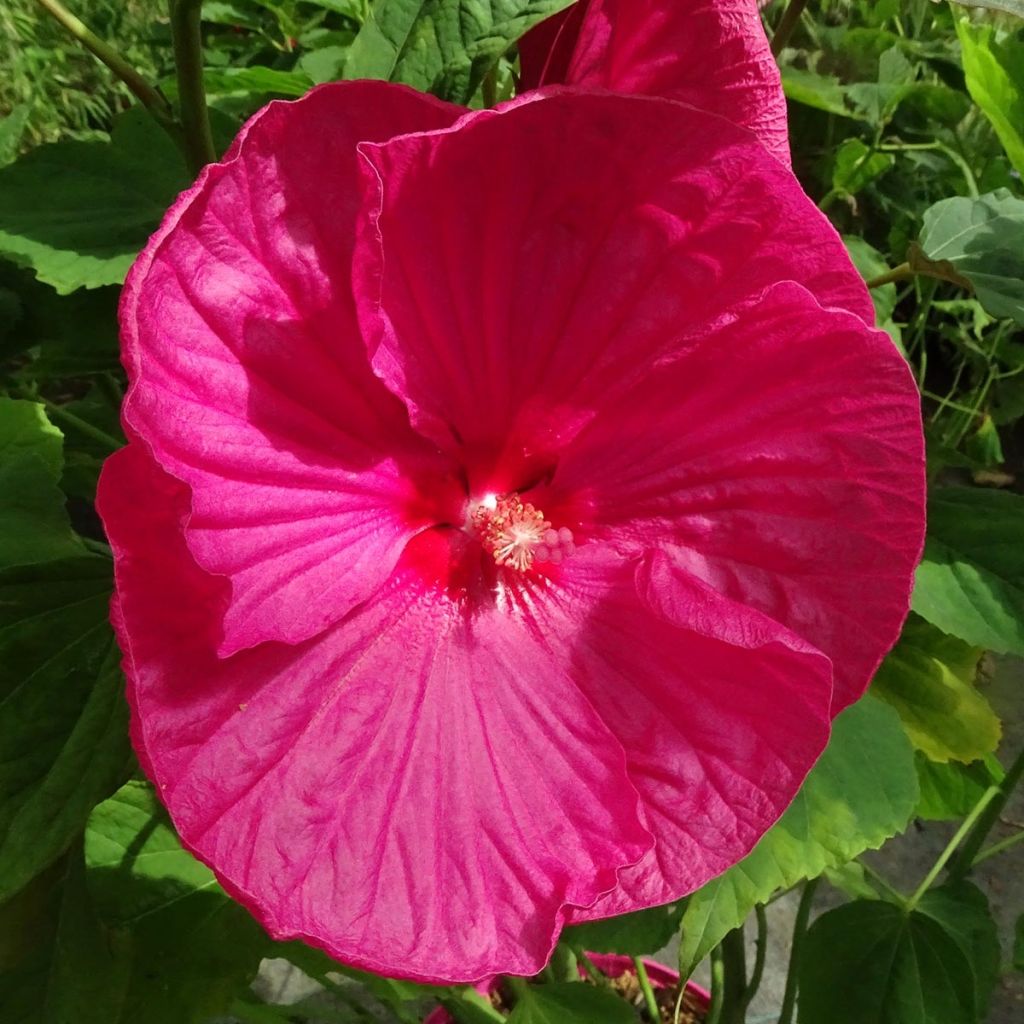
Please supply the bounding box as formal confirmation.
[472,495,551,573]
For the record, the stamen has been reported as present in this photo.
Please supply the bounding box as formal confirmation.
[471,494,573,573]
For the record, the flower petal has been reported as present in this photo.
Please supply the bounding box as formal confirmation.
[355,91,872,491]
[543,282,925,712]
[519,0,791,165]
[121,82,464,657]
[549,546,833,920]
[98,446,653,983]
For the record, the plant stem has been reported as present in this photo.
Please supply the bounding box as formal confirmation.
[778,878,819,1024]
[771,0,809,56]
[972,827,1024,868]
[33,0,181,147]
[36,397,122,453]
[950,743,1024,879]
[908,784,1001,906]
[858,861,908,907]
[866,262,913,289]
[741,905,768,1013]
[169,0,216,175]
[549,942,578,982]
[707,945,725,1024]
[576,950,610,987]
[633,957,661,1022]
[718,928,747,1024]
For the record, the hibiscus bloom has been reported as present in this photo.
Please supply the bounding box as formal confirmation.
[97,10,924,987]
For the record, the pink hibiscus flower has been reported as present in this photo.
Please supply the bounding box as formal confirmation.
[97,7,924,986]
[518,0,791,165]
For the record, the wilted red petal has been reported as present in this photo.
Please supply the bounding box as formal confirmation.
[120,82,463,657]
[519,0,790,165]
[356,90,872,489]
[542,282,925,712]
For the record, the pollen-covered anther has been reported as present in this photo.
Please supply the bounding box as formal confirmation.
[472,494,573,573]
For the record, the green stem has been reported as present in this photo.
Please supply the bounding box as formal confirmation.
[706,945,726,1024]
[576,950,610,987]
[33,0,182,148]
[741,905,768,1012]
[37,397,122,453]
[858,861,908,907]
[719,928,747,1024]
[972,827,1024,868]
[866,262,913,289]
[778,878,819,1024]
[169,0,216,175]
[771,0,809,56]
[634,957,661,1023]
[909,785,1001,905]
[549,942,578,982]
[950,744,1024,879]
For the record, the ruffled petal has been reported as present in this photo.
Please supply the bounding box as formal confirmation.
[98,445,653,983]
[520,0,791,166]
[120,81,464,656]
[545,547,833,920]
[542,282,925,712]
[355,91,872,493]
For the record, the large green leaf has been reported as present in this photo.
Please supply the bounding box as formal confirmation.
[798,899,977,1024]
[562,901,684,957]
[915,754,1004,821]
[0,556,130,902]
[916,881,1000,1015]
[84,780,270,1024]
[0,398,82,568]
[507,982,633,1024]
[0,854,132,1024]
[871,615,999,763]
[345,0,575,103]
[911,190,1024,326]
[0,109,187,293]
[913,487,1024,654]
[677,697,917,975]
[956,18,1024,176]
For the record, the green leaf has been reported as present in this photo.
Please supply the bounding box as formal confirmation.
[202,66,316,98]
[85,780,270,1024]
[507,982,634,1024]
[844,235,901,342]
[0,853,132,1024]
[915,754,1004,821]
[957,18,1024,176]
[678,697,917,975]
[912,190,1024,326]
[782,67,861,118]
[871,615,999,763]
[798,900,976,1024]
[0,398,83,568]
[562,901,684,957]
[0,556,130,902]
[345,0,575,103]
[0,109,188,293]
[0,105,30,168]
[832,138,894,195]
[913,486,1024,654]
[916,881,1000,1015]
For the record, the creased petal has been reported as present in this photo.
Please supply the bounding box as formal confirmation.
[355,91,872,491]
[542,282,925,712]
[520,0,791,166]
[98,446,653,983]
[121,81,464,656]
[548,547,833,919]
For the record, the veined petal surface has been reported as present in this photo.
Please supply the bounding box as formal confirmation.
[519,0,791,166]
[121,82,463,656]
[356,91,872,488]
